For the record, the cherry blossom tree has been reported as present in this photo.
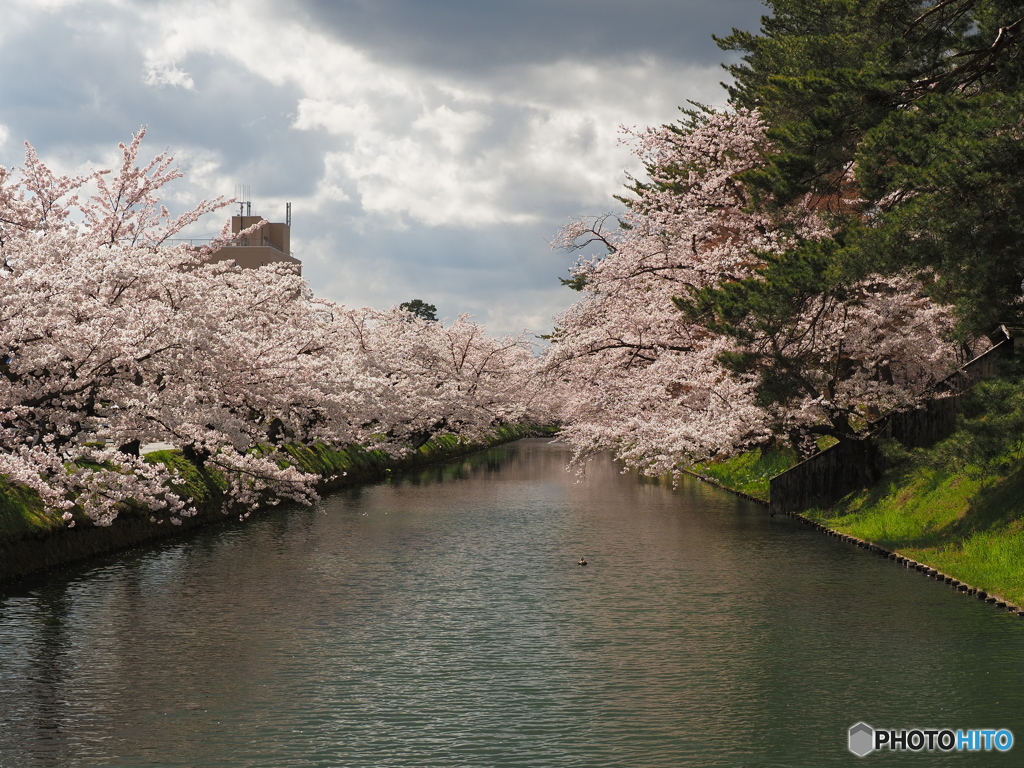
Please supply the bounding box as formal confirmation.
[546,109,963,475]
[0,147,332,524]
[337,308,550,450]
[0,129,547,526]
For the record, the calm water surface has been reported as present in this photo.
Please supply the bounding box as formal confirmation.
[1,439,1022,767]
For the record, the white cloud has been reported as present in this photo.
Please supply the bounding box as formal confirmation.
[10,0,85,9]
[2,0,745,336]
[143,64,195,90]
[125,0,720,232]
[338,139,520,228]
[293,99,379,139]
[412,105,491,154]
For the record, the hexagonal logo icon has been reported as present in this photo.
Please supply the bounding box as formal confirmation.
[849,722,874,757]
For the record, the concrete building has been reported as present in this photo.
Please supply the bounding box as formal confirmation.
[209,211,301,273]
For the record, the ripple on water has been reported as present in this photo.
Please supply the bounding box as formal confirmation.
[1,439,1022,768]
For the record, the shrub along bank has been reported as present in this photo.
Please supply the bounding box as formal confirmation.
[0,424,550,583]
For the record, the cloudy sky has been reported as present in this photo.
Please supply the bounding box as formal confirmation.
[1,0,766,339]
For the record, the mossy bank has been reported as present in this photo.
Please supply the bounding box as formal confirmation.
[0,424,551,583]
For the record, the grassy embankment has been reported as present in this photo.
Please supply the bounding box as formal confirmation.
[0,423,548,580]
[803,419,1024,606]
[692,372,1024,606]
[690,446,798,502]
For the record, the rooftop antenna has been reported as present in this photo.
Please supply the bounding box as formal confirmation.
[234,184,252,217]
[286,202,292,227]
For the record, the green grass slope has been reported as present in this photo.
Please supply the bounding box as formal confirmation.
[685,367,1024,606]
[803,371,1024,606]
[804,446,1024,606]
[690,446,799,502]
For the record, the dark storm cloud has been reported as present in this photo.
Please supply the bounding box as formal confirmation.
[294,0,766,74]
[0,14,141,154]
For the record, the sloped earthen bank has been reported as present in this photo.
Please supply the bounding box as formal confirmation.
[688,443,1024,620]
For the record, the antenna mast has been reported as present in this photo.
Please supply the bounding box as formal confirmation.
[234,184,252,217]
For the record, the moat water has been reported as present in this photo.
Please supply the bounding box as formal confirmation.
[1,439,1022,767]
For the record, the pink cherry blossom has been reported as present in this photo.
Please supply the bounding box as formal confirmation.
[546,110,963,476]
[0,129,551,526]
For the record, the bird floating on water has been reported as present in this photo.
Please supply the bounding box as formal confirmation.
[578,557,588,566]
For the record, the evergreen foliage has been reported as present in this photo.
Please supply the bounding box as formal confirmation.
[932,360,1024,478]
[714,0,1024,332]
[399,299,439,321]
